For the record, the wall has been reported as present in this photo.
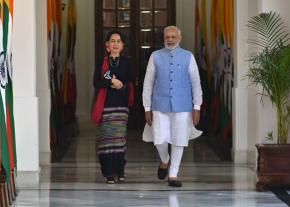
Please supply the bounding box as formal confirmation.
[233,0,259,165]
[36,0,51,166]
[13,0,39,172]
[176,0,196,52]
[75,0,95,121]
[259,0,290,28]
[176,0,212,52]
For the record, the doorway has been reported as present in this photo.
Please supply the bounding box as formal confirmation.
[95,0,175,129]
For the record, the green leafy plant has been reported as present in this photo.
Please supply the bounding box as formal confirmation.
[265,131,273,141]
[247,11,290,144]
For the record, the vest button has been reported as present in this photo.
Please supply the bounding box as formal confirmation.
[170,88,172,90]
[170,63,173,65]
[170,79,172,81]
[170,71,173,73]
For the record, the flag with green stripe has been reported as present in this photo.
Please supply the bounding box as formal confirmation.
[3,0,16,170]
[0,0,10,182]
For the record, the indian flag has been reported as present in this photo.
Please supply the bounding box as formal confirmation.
[0,0,11,182]
[3,0,16,171]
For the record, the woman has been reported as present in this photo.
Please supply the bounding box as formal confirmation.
[92,30,134,184]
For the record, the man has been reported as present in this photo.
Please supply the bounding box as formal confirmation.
[142,26,202,187]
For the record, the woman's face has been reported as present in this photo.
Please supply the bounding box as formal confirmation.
[107,33,124,55]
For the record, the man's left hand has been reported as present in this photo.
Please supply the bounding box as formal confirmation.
[192,110,200,126]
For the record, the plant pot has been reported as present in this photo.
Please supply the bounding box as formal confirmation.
[256,144,290,191]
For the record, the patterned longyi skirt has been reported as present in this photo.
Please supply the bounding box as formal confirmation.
[97,107,129,178]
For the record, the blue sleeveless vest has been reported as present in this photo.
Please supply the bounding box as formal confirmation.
[151,47,193,112]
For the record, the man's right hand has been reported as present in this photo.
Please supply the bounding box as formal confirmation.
[145,111,153,126]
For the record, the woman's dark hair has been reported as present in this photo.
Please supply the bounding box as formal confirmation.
[105,30,126,43]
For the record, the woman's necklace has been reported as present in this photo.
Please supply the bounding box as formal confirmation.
[109,56,120,68]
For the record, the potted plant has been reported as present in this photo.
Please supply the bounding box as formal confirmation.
[247,11,290,191]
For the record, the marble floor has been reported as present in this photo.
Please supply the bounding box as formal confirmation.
[15,119,290,207]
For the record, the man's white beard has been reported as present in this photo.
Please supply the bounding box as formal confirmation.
[165,43,179,50]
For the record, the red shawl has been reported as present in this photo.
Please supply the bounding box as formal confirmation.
[91,56,134,126]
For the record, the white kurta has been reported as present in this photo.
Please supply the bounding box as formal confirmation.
[142,51,203,147]
[142,112,203,147]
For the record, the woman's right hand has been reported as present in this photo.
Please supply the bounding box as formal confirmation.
[111,75,123,89]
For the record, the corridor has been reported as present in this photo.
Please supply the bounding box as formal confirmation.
[14,118,289,206]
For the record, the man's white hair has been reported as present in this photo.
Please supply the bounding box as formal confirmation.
[164,25,181,36]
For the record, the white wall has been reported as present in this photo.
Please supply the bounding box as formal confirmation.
[176,0,195,52]
[259,0,290,28]
[75,0,95,120]
[176,0,212,53]
[13,0,39,171]
[36,0,51,165]
[233,0,259,164]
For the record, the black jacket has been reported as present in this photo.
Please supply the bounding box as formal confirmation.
[93,56,133,107]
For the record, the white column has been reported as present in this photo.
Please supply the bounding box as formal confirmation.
[75,0,95,122]
[233,0,259,164]
[36,0,51,166]
[13,0,39,177]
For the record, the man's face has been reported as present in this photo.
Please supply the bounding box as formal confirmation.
[164,29,181,50]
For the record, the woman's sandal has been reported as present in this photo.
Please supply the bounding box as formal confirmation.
[118,175,125,183]
[106,177,115,184]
